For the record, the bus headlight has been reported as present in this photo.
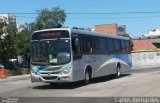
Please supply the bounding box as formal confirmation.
[60,66,72,75]
[31,68,39,75]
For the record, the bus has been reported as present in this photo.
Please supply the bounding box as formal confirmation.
[30,28,132,85]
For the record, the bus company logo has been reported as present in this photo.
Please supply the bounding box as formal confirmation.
[48,72,52,76]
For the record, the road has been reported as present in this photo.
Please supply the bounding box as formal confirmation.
[0,66,160,98]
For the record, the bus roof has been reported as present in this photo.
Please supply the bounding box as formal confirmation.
[33,28,130,40]
[71,28,130,40]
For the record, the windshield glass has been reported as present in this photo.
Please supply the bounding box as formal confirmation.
[31,39,71,65]
[31,41,48,65]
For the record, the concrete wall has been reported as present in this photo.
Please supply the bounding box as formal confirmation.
[132,52,160,66]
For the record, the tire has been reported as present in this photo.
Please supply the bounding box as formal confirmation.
[84,70,91,85]
[116,66,121,78]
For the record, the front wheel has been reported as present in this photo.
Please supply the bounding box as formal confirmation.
[84,70,91,85]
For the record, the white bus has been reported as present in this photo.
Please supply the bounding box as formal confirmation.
[30,28,132,85]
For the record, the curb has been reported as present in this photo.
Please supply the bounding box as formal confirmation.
[0,74,30,82]
[132,65,160,69]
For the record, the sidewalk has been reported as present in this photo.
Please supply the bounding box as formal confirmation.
[0,74,30,82]
[132,64,160,69]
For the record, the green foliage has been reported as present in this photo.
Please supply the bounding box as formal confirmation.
[17,6,66,56]
[36,7,66,30]
[0,18,7,37]
[121,33,130,37]
[0,7,66,68]
[16,24,30,55]
[0,18,18,66]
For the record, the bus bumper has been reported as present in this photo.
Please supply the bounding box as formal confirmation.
[30,71,73,83]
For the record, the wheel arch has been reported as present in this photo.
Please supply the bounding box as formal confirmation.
[117,62,121,69]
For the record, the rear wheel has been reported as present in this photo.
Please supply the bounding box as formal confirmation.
[116,66,121,78]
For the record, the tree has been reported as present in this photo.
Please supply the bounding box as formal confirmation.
[16,23,34,67]
[0,7,67,68]
[16,7,67,67]
[121,33,130,37]
[0,18,18,68]
[36,7,66,30]
[0,18,7,64]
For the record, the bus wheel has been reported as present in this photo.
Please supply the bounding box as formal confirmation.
[84,70,91,85]
[116,66,121,78]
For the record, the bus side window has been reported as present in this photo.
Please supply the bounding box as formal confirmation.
[125,40,130,53]
[90,36,100,54]
[82,35,92,54]
[99,37,107,54]
[114,39,121,53]
[72,37,82,59]
[121,40,126,53]
[107,38,114,54]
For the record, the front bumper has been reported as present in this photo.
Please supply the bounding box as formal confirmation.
[30,71,73,83]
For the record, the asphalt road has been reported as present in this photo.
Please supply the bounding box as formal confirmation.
[0,67,160,103]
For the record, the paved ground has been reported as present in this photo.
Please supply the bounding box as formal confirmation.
[0,66,160,102]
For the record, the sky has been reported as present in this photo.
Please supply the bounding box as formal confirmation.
[1,0,160,37]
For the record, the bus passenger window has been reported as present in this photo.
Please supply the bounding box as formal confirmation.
[72,38,82,59]
[125,41,130,53]
[121,40,126,53]
[107,39,114,53]
[99,38,107,54]
[90,36,100,54]
[86,43,92,53]
[82,36,91,54]
[114,39,121,53]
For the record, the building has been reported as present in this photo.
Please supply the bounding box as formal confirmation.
[131,37,160,66]
[131,29,160,66]
[0,14,16,25]
[132,38,160,52]
[132,28,160,52]
[142,28,160,37]
[94,23,126,36]
[0,14,16,39]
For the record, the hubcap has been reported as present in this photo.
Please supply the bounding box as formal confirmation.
[117,67,120,77]
[86,72,90,81]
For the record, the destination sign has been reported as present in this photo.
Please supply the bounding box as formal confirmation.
[32,30,69,40]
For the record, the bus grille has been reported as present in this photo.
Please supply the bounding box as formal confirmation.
[40,71,59,74]
[42,76,57,80]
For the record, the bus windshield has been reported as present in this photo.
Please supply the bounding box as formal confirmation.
[31,39,71,65]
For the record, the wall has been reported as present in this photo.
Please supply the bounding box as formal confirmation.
[132,52,160,66]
